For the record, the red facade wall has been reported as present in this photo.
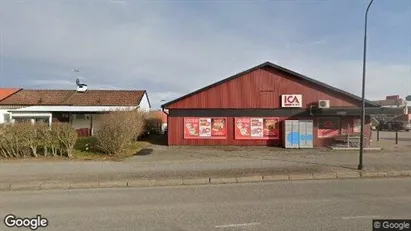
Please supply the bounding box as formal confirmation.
[166,66,370,147]
[166,67,360,109]
[168,116,371,147]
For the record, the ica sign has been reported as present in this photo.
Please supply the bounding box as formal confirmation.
[281,94,303,108]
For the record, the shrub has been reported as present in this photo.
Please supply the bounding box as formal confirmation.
[53,123,78,158]
[74,137,99,152]
[144,117,164,135]
[0,122,32,158]
[0,122,77,159]
[95,110,145,155]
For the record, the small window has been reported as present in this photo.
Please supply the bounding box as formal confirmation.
[3,113,11,123]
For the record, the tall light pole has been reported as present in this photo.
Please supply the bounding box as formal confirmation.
[358,0,375,170]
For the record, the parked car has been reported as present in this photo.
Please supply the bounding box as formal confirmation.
[377,121,410,132]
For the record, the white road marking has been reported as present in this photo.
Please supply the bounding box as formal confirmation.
[215,222,260,228]
[342,215,381,220]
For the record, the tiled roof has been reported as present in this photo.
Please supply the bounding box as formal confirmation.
[0,89,146,106]
[64,90,146,106]
[0,88,21,101]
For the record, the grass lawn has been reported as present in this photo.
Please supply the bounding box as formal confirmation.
[73,137,151,161]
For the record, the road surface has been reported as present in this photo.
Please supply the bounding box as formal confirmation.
[1,178,410,231]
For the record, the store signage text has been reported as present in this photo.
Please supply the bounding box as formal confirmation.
[281,94,303,108]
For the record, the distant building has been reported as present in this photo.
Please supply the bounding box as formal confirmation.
[371,95,411,131]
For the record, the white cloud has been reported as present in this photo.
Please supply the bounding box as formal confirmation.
[29,79,74,86]
[0,0,410,108]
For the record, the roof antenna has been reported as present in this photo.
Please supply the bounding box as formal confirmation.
[73,69,80,85]
[72,69,87,93]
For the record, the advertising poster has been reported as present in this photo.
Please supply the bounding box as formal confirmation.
[251,118,264,137]
[199,118,212,137]
[234,118,251,139]
[184,118,200,139]
[318,118,340,138]
[235,117,279,140]
[184,117,227,139]
[353,119,361,133]
[211,118,227,137]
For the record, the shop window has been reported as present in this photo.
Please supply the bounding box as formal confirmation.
[318,117,340,138]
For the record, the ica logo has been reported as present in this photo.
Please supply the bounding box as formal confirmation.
[282,94,302,107]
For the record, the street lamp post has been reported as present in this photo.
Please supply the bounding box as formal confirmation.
[358,0,375,170]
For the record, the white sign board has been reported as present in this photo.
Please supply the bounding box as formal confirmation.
[281,94,303,108]
[353,119,361,133]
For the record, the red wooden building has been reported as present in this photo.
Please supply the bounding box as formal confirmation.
[162,62,383,147]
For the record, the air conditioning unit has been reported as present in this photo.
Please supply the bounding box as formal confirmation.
[318,100,330,108]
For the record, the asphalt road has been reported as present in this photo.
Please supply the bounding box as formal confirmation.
[1,178,410,231]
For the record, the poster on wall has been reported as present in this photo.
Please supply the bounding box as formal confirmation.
[184,117,227,139]
[353,119,361,133]
[234,117,279,140]
[318,118,340,138]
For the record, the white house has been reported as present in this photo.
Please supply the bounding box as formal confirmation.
[0,87,151,137]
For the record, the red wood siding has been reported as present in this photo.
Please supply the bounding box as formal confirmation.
[166,67,360,109]
[168,116,371,147]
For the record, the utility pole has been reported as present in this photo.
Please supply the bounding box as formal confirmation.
[358,0,375,170]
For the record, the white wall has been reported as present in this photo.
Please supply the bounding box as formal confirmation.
[0,109,10,124]
[139,92,151,112]
[71,114,91,129]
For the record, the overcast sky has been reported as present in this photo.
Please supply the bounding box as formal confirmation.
[0,0,410,108]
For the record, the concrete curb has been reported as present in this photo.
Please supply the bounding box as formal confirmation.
[1,170,410,192]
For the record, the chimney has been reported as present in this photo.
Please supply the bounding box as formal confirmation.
[77,84,88,93]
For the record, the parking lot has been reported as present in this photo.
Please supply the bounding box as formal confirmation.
[371,130,411,151]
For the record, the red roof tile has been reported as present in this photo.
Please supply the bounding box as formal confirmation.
[0,88,21,101]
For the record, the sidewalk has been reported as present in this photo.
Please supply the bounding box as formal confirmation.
[1,145,410,191]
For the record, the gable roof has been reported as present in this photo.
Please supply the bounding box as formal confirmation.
[0,89,147,106]
[0,88,21,101]
[162,61,379,108]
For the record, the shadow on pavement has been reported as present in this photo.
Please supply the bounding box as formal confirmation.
[139,134,168,146]
[135,148,154,156]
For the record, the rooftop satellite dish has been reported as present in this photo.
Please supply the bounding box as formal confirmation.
[76,79,80,85]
